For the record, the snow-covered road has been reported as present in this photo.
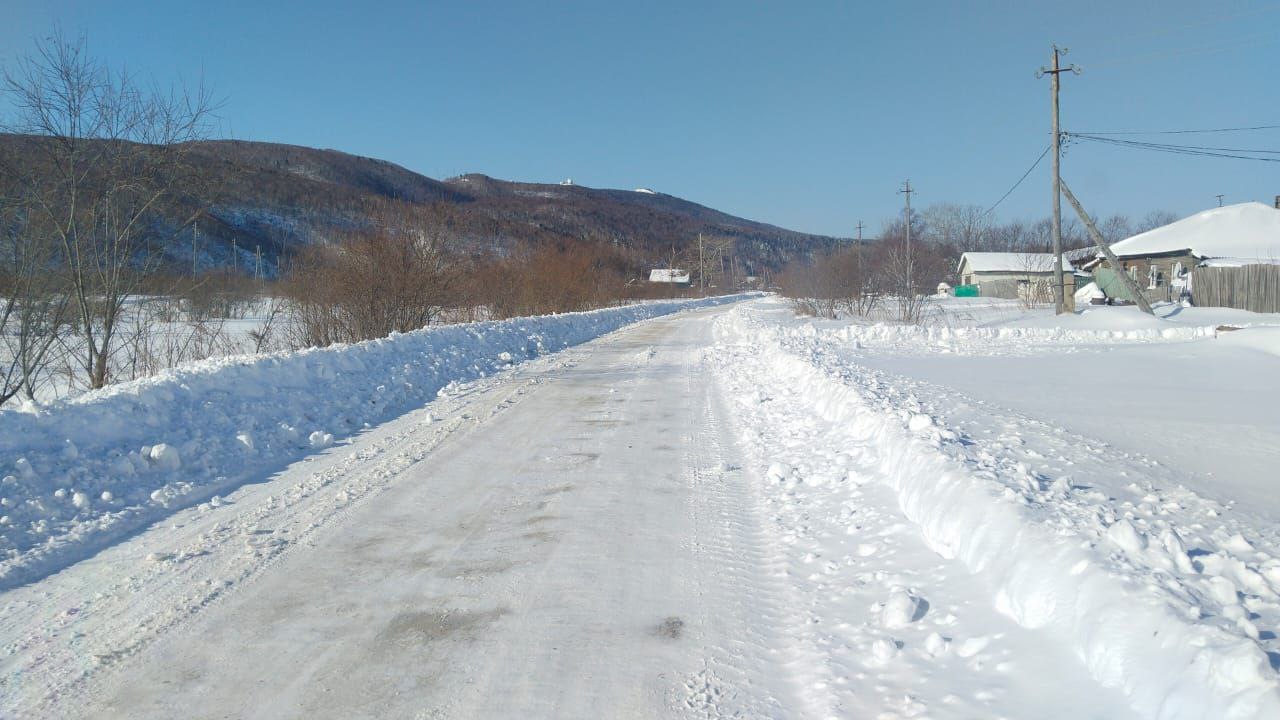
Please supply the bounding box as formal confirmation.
[4,300,1278,718]
[5,306,803,718]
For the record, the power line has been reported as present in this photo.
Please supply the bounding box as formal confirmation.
[1065,133,1280,162]
[983,145,1050,216]
[1068,133,1280,154]
[1068,124,1280,136]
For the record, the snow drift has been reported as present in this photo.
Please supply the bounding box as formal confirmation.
[716,305,1280,719]
[0,296,745,588]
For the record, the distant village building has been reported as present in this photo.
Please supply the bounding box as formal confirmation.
[956,252,1076,301]
[649,268,691,286]
[1080,201,1280,309]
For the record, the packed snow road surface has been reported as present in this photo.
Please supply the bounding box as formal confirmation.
[3,298,1277,718]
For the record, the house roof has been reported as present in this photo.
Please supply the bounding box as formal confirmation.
[1063,246,1097,263]
[649,268,690,283]
[1105,202,1280,261]
[958,252,1075,274]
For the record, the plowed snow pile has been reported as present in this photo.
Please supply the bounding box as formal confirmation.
[710,300,1280,719]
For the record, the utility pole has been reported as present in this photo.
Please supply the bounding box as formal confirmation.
[255,245,262,282]
[1216,194,1225,207]
[192,220,199,277]
[232,238,238,275]
[855,220,864,296]
[1038,44,1080,315]
[898,180,914,300]
[698,233,705,295]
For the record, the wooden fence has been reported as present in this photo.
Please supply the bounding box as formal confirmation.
[1192,265,1280,313]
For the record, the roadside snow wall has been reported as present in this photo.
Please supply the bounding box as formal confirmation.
[0,295,746,589]
[719,306,1280,720]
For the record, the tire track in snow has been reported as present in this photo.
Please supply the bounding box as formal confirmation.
[707,308,1141,719]
[669,345,815,718]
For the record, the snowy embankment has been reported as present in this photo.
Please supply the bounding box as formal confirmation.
[824,320,1218,356]
[713,303,1280,719]
[0,295,745,589]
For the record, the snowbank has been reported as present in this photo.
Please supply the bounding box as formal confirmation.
[717,305,1280,719]
[823,318,1216,356]
[0,295,746,588]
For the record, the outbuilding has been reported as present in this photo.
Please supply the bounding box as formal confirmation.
[956,252,1076,302]
[648,268,691,286]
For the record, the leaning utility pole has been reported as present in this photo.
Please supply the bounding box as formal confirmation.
[1060,179,1154,315]
[898,180,914,299]
[1038,44,1080,315]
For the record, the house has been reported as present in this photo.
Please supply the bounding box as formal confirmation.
[649,268,691,286]
[1080,201,1280,305]
[956,252,1076,301]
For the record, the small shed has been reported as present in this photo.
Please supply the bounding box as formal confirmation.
[956,252,1075,301]
[649,268,691,286]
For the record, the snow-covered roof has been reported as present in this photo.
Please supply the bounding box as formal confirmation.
[958,252,1075,274]
[1063,246,1097,263]
[1199,256,1280,268]
[1107,202,1280,260]
[649,268,691,283]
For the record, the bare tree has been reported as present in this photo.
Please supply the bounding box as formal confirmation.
[0,207,72,406]
[1098,214,1134,244]
[287,201,460,347]
[1015,252,1055,308]
[2,31,215,389]
[1136,210,1178,234]
[924,203,991,250]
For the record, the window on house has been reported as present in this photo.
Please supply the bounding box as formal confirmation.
[1173,261,1186,278]
[1148,265,1160,289]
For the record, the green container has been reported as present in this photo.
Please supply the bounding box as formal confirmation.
[954,284,979,298]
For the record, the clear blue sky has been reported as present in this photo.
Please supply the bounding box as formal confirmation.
[3,0,1278,237]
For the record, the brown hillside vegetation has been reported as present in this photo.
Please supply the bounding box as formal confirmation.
[0,134,842,278]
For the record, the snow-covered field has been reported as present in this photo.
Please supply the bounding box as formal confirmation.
[3,294,1278,719]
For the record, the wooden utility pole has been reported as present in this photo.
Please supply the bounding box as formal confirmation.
[1060,178,1154,315]
[898,180,914,298]
[698,233,705,295]
[1038,44,1079,315]
[1216,194,1225,207]
[856,220,864,296]
[192,220,199,277]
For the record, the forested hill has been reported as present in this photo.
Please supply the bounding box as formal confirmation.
[0,135,843,275]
